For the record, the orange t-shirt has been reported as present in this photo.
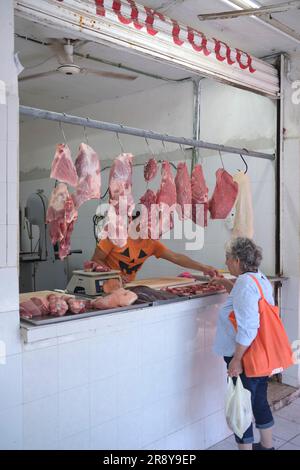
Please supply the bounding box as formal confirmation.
[97,237,168,281]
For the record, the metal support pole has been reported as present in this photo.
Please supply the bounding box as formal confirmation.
[192,79,201,170]
[19,105,275,161]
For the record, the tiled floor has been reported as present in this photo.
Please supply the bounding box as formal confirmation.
[209,397,300,450]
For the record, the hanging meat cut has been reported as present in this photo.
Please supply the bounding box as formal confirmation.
[50,144,78,187]
[232,172,254,239]
[144,158,158,182]
[175,162,192,220]
[46,183,78,259]
[209,169,238,219]
[105,153,135,247]
[72,143,101,209]
[139,189,157,238]
[191,164,208,227]
[156,161,177,236]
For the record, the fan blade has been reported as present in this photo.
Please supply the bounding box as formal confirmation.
[47,38,71,64]
[80,68,137,80]
[19,70,59,82]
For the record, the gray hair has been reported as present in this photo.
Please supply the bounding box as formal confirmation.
[226,237,262,273]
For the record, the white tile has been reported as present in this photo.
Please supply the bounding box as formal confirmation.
[7,139,18,183]
[58,339,89,391]
[0,226,6,266]
[0,405,23,450]
[90,376,117,427]
[117,367,142,415]
[60,430,90,450]
[165,428,187,450]
[165,392,189,434]
[290,433,300,447]
[141,322,166,366]
[273,415,300,441]
[141,361,166,406]
[278,441,300,450]
[0,181,6,225]
[117,411,142,450]
[115,325,142,370]
[90,419,117,450]
[184,419,205,450]
[0,109,7,145]
[7,224,18,267]
[276,402,300,424]
[0,267,18,312]
[23,346,58,402]
[7,183,18,225]
[0,310,21,356]
[204,410,232,449]
[187,385,206,423]
[142,438,166,450]
[141,402,166,448]
[89,332,118,382]
[0,354,22,412]
[7,94,19,143]
[23,395,59,450]
[59,385,90,439]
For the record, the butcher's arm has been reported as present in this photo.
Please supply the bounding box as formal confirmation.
[160,250,219,278]
[91,246,110,268]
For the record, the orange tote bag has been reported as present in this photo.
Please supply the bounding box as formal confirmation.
[229,275,294,377]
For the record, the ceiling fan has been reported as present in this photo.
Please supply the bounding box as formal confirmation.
[19,39,138,82]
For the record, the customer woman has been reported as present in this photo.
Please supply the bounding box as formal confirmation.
[212,237,275,451]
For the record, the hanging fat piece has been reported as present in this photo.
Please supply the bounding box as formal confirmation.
[232,172,254,239]
[209,169,238,219]
[103,153,135,247]
[139,189,157,238]
[50,144,78,187]
[144,158,158,182]
[191,164,209,227]
[72,143,101,209]
[156,161,177,236]
[175,162,192,220]
[46,183,78,259]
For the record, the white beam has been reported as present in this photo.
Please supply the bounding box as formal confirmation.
[198,1,300,20]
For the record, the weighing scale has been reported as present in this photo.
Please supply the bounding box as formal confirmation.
[65,269,122,297]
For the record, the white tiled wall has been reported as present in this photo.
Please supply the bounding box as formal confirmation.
[18,296,231,450]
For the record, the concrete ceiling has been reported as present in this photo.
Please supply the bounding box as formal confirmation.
[16,0,300,111]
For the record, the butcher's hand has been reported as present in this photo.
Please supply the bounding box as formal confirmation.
[211,277,234,293]
[228,357,243,377]
[202,265,220,278]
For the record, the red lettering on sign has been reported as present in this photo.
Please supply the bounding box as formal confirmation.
[236,49,256,73]
[94,0,105,16]
[144,7,165,36]
[214,39,235,65]
[171,20,184,46]
[187,27,210,56]
[112,0,143,29]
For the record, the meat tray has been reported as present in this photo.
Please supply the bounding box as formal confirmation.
[20,301,152,326]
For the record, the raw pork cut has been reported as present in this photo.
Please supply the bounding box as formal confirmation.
[30,297,50,315]
[129,285,178,304]
[191,164,208,227]
[209,169,238,219]
[91,288,137,310]
[103,278,122,294]
[156,161,177,236]
[46,183,78,259]
[144,158,158,182]
[47,294,68,316]
[50,144,78,187]
[72,143,101,209]
[175,162,192,220]
[20,300,44,319]
[139,189,157,238]
[106,153,135,247]
[232,172,254,239]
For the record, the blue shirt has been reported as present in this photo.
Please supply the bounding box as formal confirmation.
[213,271,274,357]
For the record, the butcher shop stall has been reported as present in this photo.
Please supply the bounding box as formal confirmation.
[12,0,281,450]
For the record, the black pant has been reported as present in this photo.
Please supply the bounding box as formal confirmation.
[224,356,274,444]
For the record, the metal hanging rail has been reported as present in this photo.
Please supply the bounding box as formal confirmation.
[19,105,275,161]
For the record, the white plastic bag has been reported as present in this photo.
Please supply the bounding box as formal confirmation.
[225,376,252,439]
